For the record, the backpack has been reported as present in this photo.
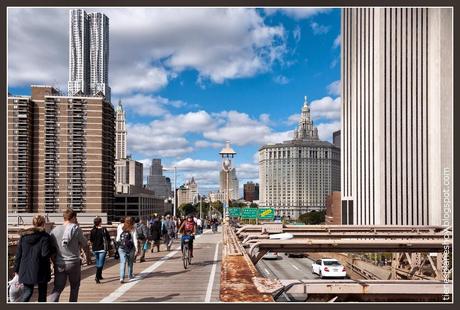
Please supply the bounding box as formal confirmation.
[184,221,195,233]
[136,224,145,240]
[119,230,134,251]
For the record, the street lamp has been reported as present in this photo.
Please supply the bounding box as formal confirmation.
[219,141,236,223]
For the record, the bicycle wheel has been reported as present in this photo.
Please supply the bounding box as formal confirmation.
[183,244,189,269]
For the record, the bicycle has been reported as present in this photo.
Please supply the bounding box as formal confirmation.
[182,234,192,269]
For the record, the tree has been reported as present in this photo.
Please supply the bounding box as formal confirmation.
[249,202,258,208]
[298,210,325,225]
[179,203,197,216]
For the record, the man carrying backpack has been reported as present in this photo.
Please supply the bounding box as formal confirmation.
[162,215,176,251]
[116,217,138,283]
[135,217,149,263]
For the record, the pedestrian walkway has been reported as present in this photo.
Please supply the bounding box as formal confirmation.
[31,229,222,302]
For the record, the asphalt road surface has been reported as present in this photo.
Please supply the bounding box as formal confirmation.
[256,254,319,302]
[257,253,318,281]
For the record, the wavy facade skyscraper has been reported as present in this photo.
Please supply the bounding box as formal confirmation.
[68,9,110,100]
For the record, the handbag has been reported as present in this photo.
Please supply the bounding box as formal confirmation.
[8,274,24,302]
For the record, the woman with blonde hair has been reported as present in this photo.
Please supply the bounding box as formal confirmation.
[116,216,139,283]
[14,215,54,302]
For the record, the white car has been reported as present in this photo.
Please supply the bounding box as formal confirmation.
[312,258,347,279]
[263,252,279,260]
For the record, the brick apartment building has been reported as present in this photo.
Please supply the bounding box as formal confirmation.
[8,85,115,214]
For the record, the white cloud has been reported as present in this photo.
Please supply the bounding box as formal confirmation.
[194,140,223,149]
[172,158,220,171]
[330,57,339,69]
[316,121,341,142]
[126,110,215,157]
[259,113,271,124]
[310,22,330,35]
[285,113,300,125]
[310,96,341,121]
[237,163,260,180]
[273,75,290,85]
[203,110,292,146]
[326,80,341,97]
[8,8,288,93]
[111,65,169,95]
[333,34,341,48]
[119,93,184,116]
[264,8,331,20]
[292,25,301,43]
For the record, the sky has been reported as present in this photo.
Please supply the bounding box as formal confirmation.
[8,7,341,195]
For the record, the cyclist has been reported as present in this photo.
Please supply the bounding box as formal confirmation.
[178,215,196,258]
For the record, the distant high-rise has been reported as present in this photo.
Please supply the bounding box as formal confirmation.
[147,159,171,199]
[341,8,452,225]
[243,182,259,202]
[115,158,144,194]
[220,168,239,200]
[333,130,341,148]
[68,9,110,100]
[115,100,127,160]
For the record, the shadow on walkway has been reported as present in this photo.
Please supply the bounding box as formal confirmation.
[123,293,181,302]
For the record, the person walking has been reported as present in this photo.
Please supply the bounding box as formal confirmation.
[113,217,125,260]
[162,215,176,251]
[13,215,54,302]
[135,217,149,263]
[116,216,139,283]
[49,209,88,302]
[90,217,111,284]
[149,215,162,253]
[196,217,202,234]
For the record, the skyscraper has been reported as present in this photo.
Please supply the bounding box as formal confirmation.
[259,97,340,219]
[115,100,127,160]
[341,8,452,225]
[68,9,110,100]
[147,159,171,199]
[220,168,239,200]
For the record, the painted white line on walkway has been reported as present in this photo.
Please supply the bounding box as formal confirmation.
[100,249,178,302]
[204,242,220,302]
[100,233,206,302]
[291,264,300,271]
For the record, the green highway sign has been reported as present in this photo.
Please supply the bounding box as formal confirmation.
[241,208,258,219]
[258,208,275,220]
[228,208,241,217]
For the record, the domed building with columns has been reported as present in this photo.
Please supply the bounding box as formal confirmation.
[258,97,340,219]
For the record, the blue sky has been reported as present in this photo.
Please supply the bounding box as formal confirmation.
[8,8,341,195]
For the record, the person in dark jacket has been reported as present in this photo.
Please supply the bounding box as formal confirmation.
[149,216,162,253]
[14,214,54,302]
[89,217,111,283]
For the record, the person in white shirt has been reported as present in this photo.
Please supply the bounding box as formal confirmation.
[116,217,138,283]
[196,218,202,234]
